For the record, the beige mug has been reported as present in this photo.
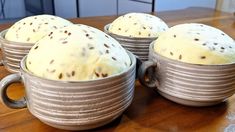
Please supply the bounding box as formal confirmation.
[138,42,235,107]
[0,52,136,130]
[0,29,34,73]
[104,24,157,61]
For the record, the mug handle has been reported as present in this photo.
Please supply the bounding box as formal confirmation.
[138,61,159,88]
[0,73,27,109]
[135,56,142,79]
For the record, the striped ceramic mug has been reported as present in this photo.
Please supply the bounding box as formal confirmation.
[104,24,157,61]
[0,52,136,130]
[138,42,235,107]
[0,29,34,73]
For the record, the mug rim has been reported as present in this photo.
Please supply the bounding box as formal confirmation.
[0,29,34,46]
[20,51,136,83]
[150,41,235,67]
[104,23,158,40]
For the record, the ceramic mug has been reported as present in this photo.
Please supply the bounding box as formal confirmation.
[138,42,235,107]
[0,52,136,130]
[104,24,157,61]
[0,29,34,73]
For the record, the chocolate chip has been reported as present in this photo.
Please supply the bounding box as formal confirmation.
[221,47,225,49]
[143,27,146,29]
[44,22,48,24]
[202,43,206,46]
[34,46,38,49]
[86,34,89,37]
[48,32,53,36]
[214,43,218,45]
[58,73,63,79]
[50,36,53,39]
[71,71,75,76]
[179,55,182,60]
[229,46,232,48]
[150,27,153,29]
[104,43,109,48]
[194,38,199,41]
[102,73,108,77]
[112,57,117,61]
[68,32,71,36]
[62,41,68,44]
[33,29,36,32]
[27,37,30,41]
[23,23,26,25]
[49,59,54,64]
[89,47,94,50]
[118,28,121,30]
[105,35,109,38]
[221,33,225,36]
[173,35,176,38]
[53,26,57,29]
[139,32,141,35]
[30,22,33,25]
[95,72,99,77]
[170,52,173,56]
[51,69,56,73]
[201,56,206,59]
[134,23,137,25]
[148,34,151,37]
[106,50,109,54]
[64,30,68,34]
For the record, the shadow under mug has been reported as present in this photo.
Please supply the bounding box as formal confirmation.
[138,42,235,107]
[0,52,136,130]
[0,29,34,73]
[104,24,157,61]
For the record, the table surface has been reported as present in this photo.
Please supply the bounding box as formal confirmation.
[0,7,235,132]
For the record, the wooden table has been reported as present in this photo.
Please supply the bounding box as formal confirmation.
[0,7,235,132]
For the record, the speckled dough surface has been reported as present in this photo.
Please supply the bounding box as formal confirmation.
[5,15,72,43]
[154,23,235,65]
[109,13,168,38]
[26,24,131,81]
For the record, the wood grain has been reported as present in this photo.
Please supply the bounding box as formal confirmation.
[0,7,235,132]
